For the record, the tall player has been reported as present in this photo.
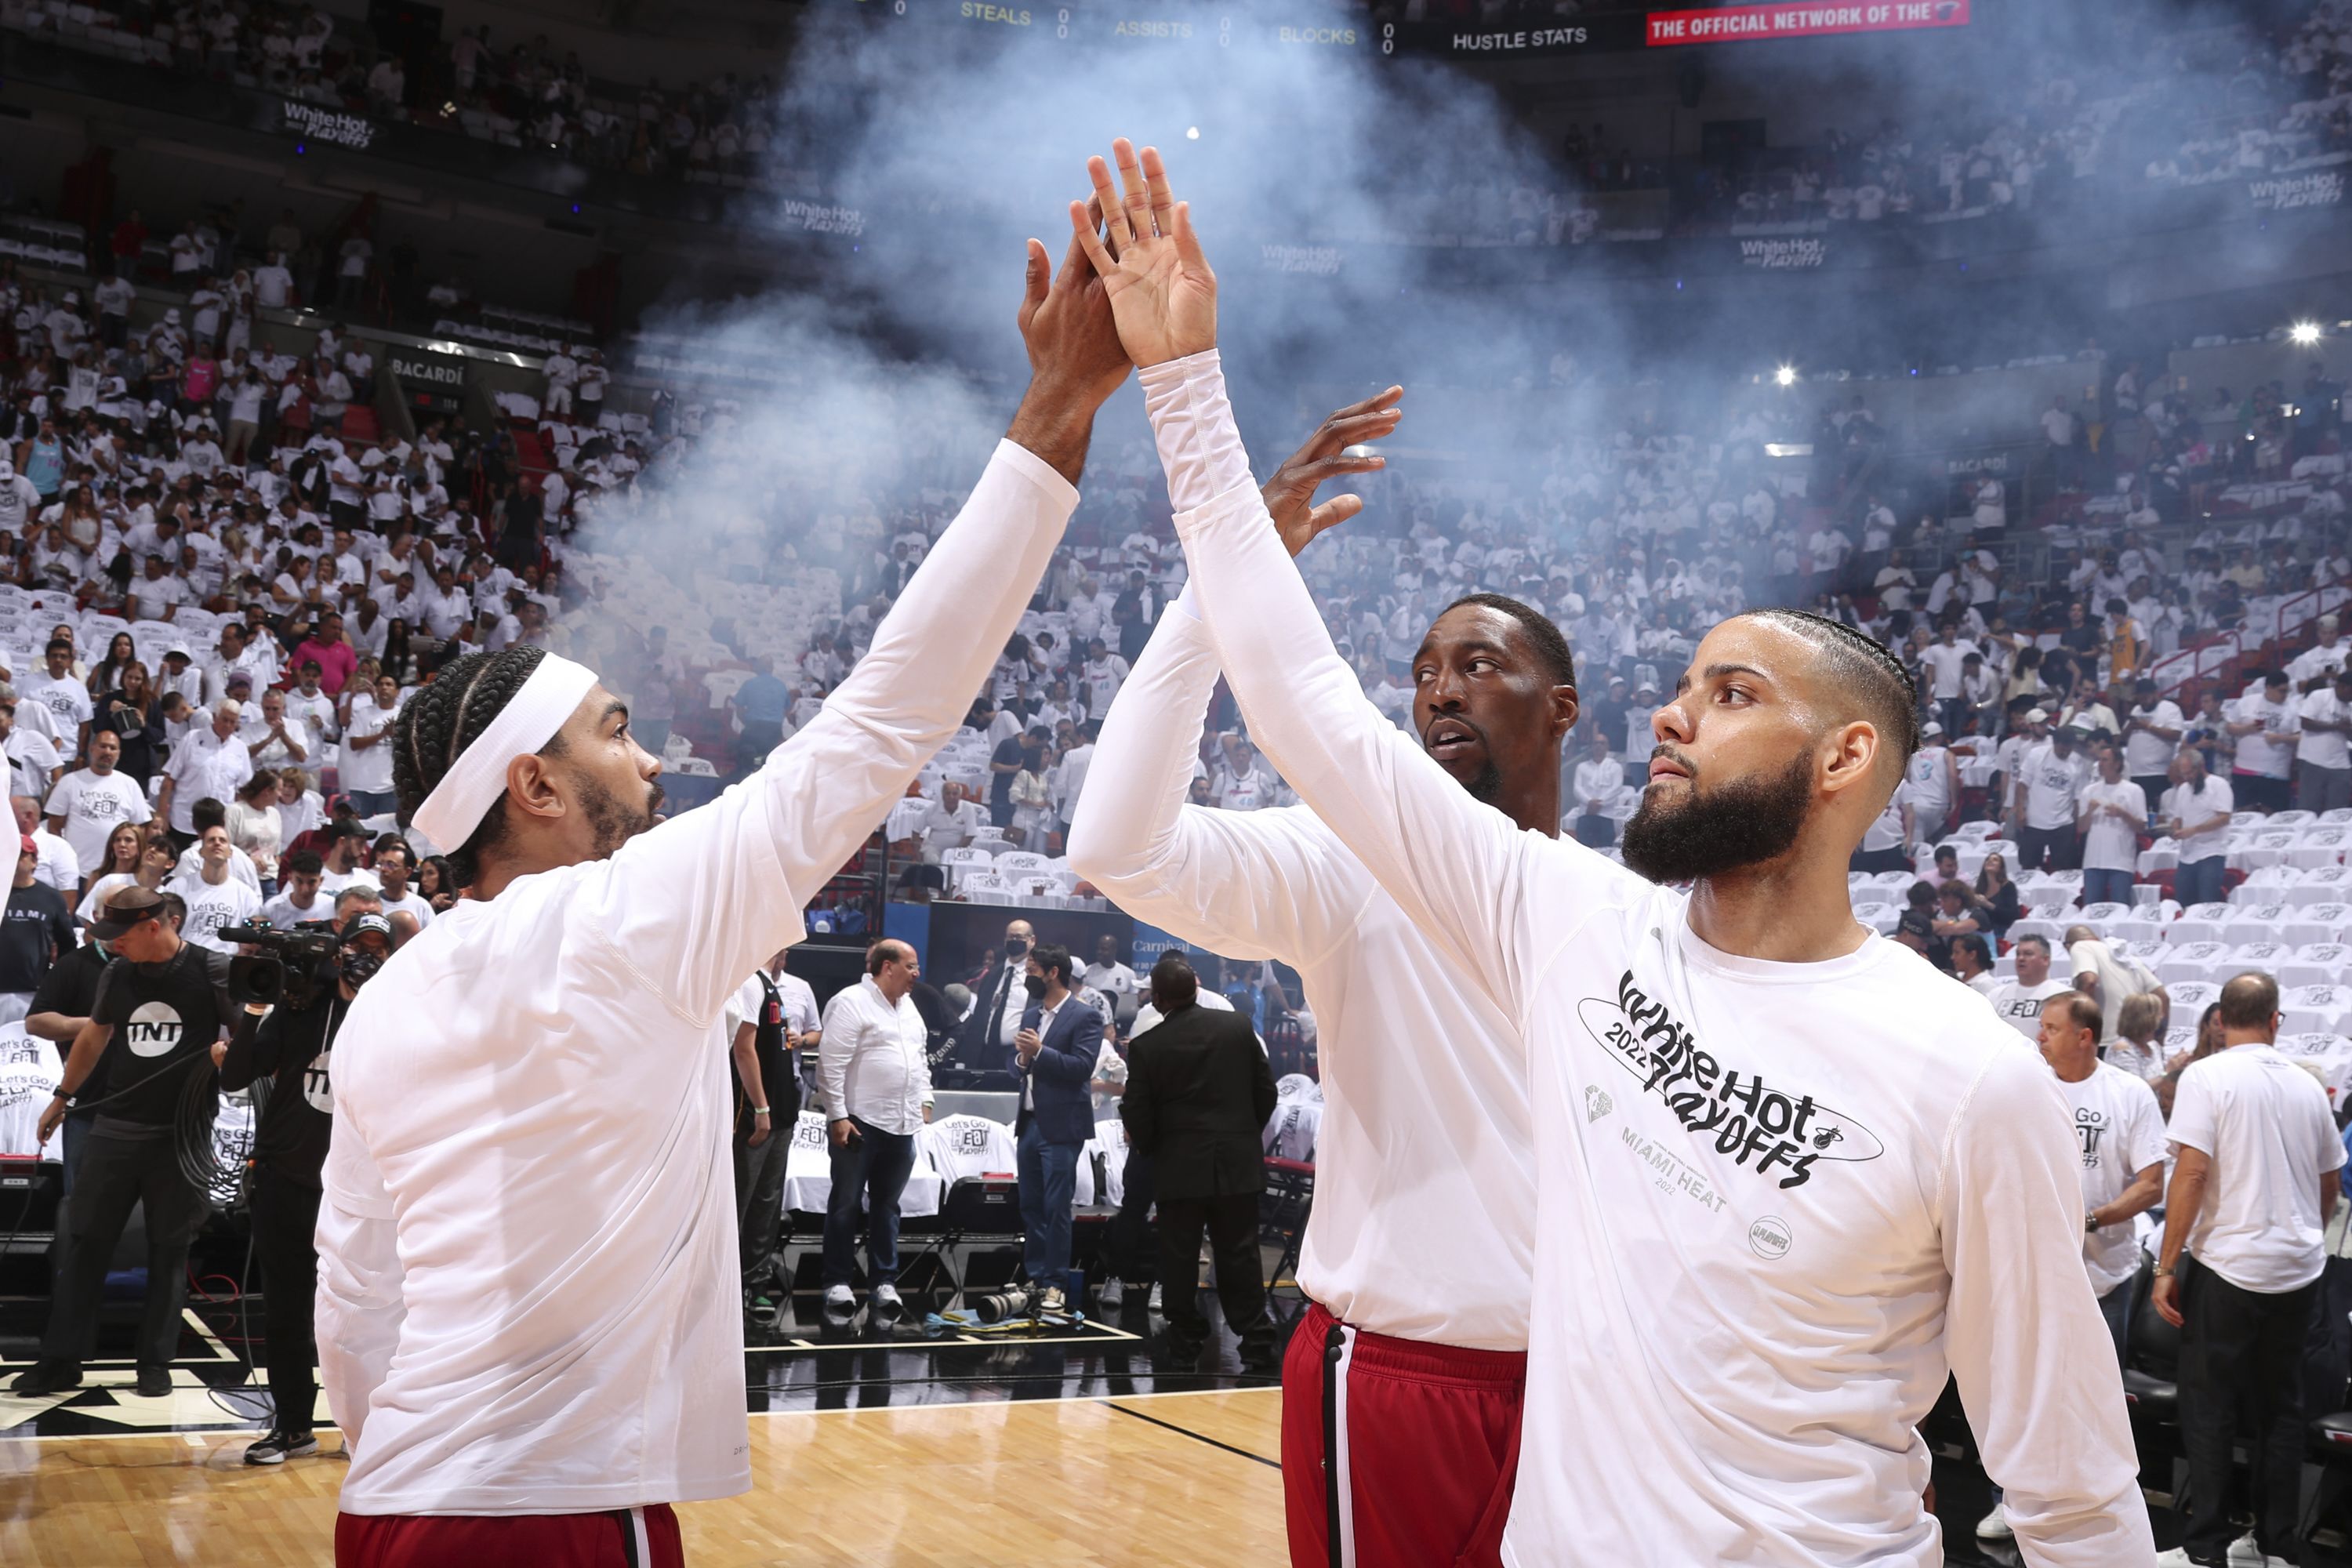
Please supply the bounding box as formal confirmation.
[314,220,1131,1566]
[1071,140,2151,1566]
[1069,395,1574,1566]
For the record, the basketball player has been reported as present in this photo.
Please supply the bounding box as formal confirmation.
[1072,140,2151,1565]
[314,221,1131,1566]
[1069,393,1574,1566]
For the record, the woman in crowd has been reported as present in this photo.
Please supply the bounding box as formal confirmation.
[227,768,284,895]
[416,855,459,913]
[76,825,176,927]
[79,820,144,902]
[2108,992,2166,1083]
[93,659,165,787]
[1973,850,2020,938]
[85,631,136,697]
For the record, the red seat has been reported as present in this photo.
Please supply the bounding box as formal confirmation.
[340,405,379,441]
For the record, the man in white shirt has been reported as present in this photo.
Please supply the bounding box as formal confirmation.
[1081,934,1139,1003]
[1979,992,2165,1543]
[1209,733,1279,811]
[2296,668,2352,813]
[2227,671,2299,815]
[1072,144,2145,1565]
[156,704,253,848]
[2122,677,2184,817]
[169,824,263,952]
[2063,924,2166,1051]
[312,244,1121,1551]
[43,731,152,873]
[24,638,93,762]
[1,700,63,804]
[815,939,934,1319]
[2152,971,2346,1568]
[12,797,79,896]
[369,841,435,933]
[1987,933,2074,1041]
[2287,615,2347,688]
[1900,720,1959,845]
[2163,748,2236,908]
[2012,723,2092,872]
[260,851,330,929]
[2074,749,2146,909]
[1570,724,1628,847]
[1916,622,1978,735]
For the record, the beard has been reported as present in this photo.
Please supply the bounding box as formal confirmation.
[1621,749,1815,884]
[579,772,665,860]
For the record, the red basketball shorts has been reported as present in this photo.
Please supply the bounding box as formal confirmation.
[1281,1300,1527,1568]
[336,1503,683,1567]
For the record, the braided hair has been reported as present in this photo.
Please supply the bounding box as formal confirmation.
[393,646,568,890]
[1741,608,1922,767]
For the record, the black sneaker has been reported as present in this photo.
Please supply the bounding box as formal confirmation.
[8,1359,82,1397]
[133,1365,172,1399]
[244,1429,320,1465]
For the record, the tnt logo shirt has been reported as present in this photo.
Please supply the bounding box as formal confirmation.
[89,942,235,1134]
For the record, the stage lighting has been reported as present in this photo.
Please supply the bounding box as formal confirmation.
[2292,321,2323,345]
[1186,126,1201,140]
[1774,365,1796,387]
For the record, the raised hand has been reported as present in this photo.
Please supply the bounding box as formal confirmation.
[1070,140,1217,368]
[1007,196,1132,485]
[1262,387,1403,557]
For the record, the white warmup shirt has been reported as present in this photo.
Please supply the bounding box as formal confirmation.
[1069,605,1534,1351]
[316,438,1077,1515]
[1148,349,2148,1566]
[817,974,934,1134]
[2169,1042,2347,1293]
[2060,1062,2166,1298]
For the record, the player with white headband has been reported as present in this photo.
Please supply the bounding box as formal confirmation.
[315,220,1131,1566]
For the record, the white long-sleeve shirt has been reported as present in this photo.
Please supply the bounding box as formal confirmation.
[1067,602,1534,1351]
[315,439,1076,1516]
[1146,350,2151,1568]
[817,975,934,1134]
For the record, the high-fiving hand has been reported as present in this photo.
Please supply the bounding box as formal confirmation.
[1262,388,1403,558]
[1070,140,1218,368]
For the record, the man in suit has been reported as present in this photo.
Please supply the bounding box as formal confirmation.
[953,916,1037,1076]
[1123,952,1280,1367]
[1014,940,1102,1314]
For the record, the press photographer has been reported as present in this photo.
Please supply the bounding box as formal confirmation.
[216,911,394,1465]
[13,886,235,1399]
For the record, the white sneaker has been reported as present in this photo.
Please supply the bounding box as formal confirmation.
[1148,1283,1163,1311]
[871,1282,903,1316]
[2154,1551,2199,1567]
[1098,1279,1124,1308]
[822,1283,855,1313]
[2225,1534,2288,1568]
[1975,1508,2013,1542]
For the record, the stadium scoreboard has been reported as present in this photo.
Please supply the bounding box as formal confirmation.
[836,0,1969,57]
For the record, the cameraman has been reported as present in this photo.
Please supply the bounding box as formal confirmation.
[12,885,236,1399]
[217,911,392,1465]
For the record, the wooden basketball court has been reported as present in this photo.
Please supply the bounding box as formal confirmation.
[0,1387,1286,1566]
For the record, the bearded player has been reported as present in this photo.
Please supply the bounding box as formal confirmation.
[314,217,1131,1566]
[1070,391,1574,1567]
[1074,139,2149,1568]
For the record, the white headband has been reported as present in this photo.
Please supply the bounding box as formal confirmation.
[411,654,598,852]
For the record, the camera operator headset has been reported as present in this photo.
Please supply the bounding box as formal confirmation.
[213,910,393,1465]
[12,885,238,1401]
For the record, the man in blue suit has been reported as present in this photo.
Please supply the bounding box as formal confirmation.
[1014,941,1103,1314]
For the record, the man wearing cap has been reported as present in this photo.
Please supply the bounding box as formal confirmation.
[2013,719,2093,873]
[218,910,394,1466]
[314,232,1126,1562]
[157,701,254,851]
[14,886,238,1399]
[0,457,38,534]
[1902,719,1960,848]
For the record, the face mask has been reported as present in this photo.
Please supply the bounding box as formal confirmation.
[1004,938,1029,959]
[339,948,386,987]
[1024,975,1048,1000]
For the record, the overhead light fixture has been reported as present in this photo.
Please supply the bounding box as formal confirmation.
[1774,365,1796,387]
[2292,321,2322,345]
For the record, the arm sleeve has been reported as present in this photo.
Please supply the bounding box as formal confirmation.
[1147,352,1567,1018]
[315,1112,405,1456]
[1066,601,1360,966]
[583,441,1078,1025]
[1940,1047,2155,1566]
[816,991,855,1120]
[214,1007,274,1094]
